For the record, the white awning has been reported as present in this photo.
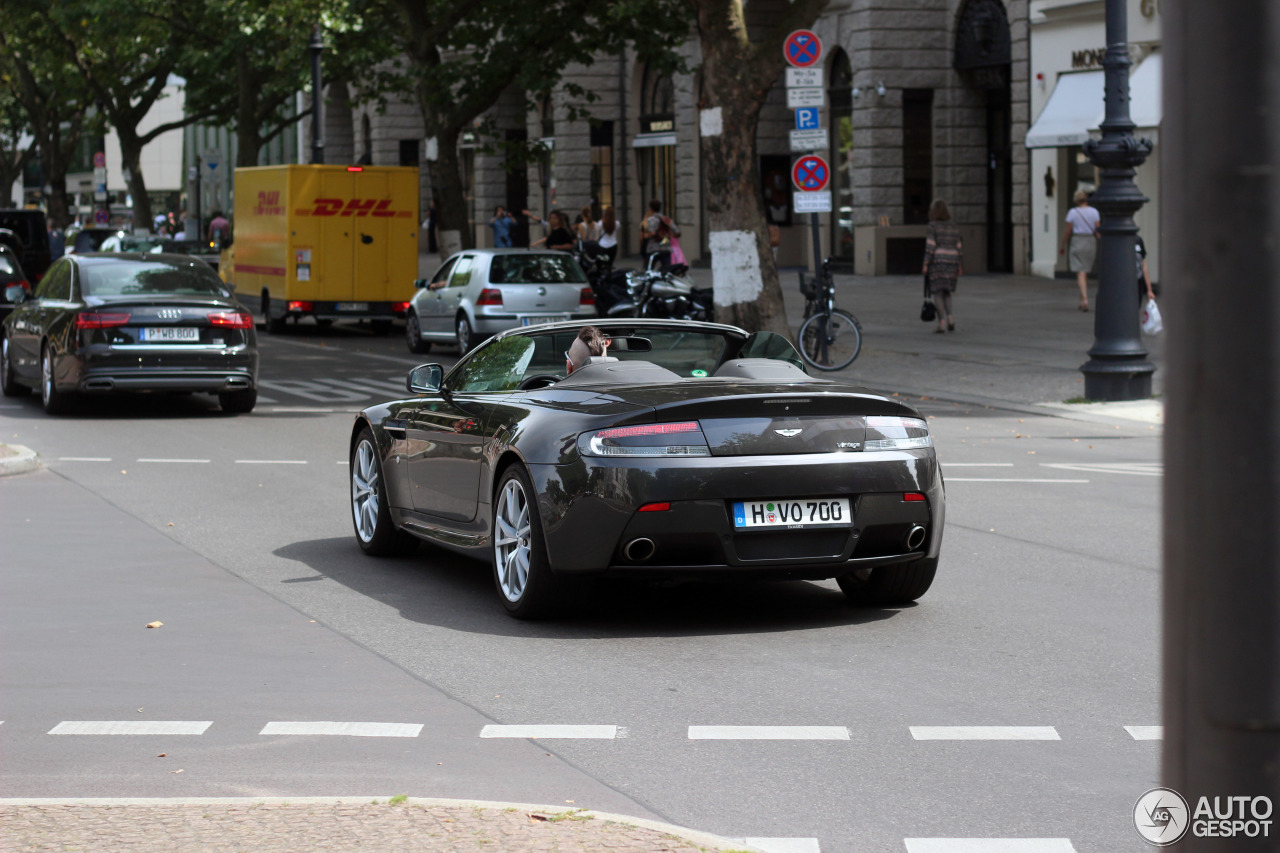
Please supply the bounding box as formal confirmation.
[1129,51,1161,129]
[1025,71,1104,148]
[632,132,676,148]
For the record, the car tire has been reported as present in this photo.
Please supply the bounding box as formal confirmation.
[40,343,72,415]
[493,465,563,619]
[838,556,937,606]
[456,315,476,355]
[218,388,257,414]
[405,311,431,354]
[1,337,31,397]
[351,428,418,556]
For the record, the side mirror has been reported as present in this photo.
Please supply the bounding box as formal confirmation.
[413,279,427,289]
[4,284,27,304]
[406,363,444,394]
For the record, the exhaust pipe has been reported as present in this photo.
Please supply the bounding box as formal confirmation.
[905,525,927,550]
[623,537,655,562]
[84,379,114,391]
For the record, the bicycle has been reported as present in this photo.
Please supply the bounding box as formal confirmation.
[797,257,862,371]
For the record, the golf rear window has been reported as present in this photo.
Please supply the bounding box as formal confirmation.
[489,254,586,284]
[81,260,229,297]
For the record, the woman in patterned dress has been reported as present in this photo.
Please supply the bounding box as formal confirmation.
[922,199,963,333]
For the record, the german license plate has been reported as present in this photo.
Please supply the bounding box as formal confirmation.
[140,327,199,342]
[520,316,564,326]
[335,302,368,311]
[732,498,851,529]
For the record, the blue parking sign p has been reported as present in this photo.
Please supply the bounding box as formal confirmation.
[795,108,820,131]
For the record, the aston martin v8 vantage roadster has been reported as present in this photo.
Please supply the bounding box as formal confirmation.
[349,318,944,618]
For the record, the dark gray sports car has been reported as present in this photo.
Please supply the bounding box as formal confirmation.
[349,318,944,618]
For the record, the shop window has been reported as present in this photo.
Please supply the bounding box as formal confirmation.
[590,121,613,218]
[902,89,934,225]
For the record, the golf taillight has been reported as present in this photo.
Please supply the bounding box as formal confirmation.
[208,311,253,329]
[392,301,411,314]
[75,312,131,328]
[476,288,503,306]
[288,300,312,312]
[579,287,594,305]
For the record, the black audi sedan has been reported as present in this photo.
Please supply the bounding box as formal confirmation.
[0,253,259,414]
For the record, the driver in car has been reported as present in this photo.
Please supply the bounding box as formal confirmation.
[565,325,610,374]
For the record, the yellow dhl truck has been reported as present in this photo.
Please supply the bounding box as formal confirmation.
[224,165,419,333]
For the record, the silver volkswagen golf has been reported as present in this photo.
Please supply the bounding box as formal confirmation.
[405,249,597,354]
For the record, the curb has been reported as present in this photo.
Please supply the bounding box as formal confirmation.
[0,797,766,853]
[0,444,39,477]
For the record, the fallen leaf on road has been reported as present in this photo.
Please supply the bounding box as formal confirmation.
[167,523,174,527]
[146,621,163,629]
[170,769,183,774]
[565,800,573,804]
[528,813,549,822]
[158,753,166,758]
[121,470,127,474]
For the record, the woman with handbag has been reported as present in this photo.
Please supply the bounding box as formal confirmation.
[922,199,963,333]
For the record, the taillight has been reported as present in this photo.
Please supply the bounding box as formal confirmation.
[579,421,711,457]
[903,493,926,502]
[392,301,410,314]
[287,301,313,312]
[476,288,503,306]
[75,312,131,328]
[638,502,671,512]
[208,311,253,329]
[579,287,594,305]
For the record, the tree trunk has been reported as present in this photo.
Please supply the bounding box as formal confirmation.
[116,132,151,230]
[236,55,263,168]
[425,123,472,252]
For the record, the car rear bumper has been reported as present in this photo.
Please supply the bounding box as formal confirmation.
[64,346,258,393]
[77,370,256,393]
[529,449,944,577]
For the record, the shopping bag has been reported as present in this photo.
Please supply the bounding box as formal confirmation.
[1141,297,1163,335]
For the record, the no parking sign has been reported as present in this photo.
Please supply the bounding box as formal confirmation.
[784,30,822,68]
[792,155,831,192]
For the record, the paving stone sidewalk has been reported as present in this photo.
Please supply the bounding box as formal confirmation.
[0,799,758,853]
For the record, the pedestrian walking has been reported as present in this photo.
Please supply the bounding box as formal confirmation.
[597,206,619,264]
[424,202,439,254]
[640,199,679,268]
[1135,235,1154,305]
[1059,189,1100,311]
[577,204,601,244]
[922,199,962,334]
[208,210,231,245]
[47,218,65,258]
[489,206,516,248]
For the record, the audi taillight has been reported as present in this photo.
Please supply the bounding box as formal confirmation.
[476,288,503,306]
[208,311,253,329]
[287,301,312,312]
[75,312,131,329]
[579,287,595,305]
[579,421,711,457]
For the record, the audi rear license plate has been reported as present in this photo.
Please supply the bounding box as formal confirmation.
[140,327,200,342]
[335,302,368,312]
[732,498,852,529]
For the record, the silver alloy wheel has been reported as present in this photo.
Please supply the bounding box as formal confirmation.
[41,347,52,406]
[456,316,471,353]
[351,439,380,543]
[494,478,532,602]
[406,313,419,345]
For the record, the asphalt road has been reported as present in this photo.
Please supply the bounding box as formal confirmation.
[0,319,1163,852]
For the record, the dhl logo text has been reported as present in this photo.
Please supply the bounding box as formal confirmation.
[254,190,284,216]
[294,198,411,218]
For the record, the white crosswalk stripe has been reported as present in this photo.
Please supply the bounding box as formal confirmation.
[1041,462,1161,476]
[689,726,849,740]
[49,721,212,735]
[736,838,821,853]
[260,721,423,737]
[1124,725,1163,740]
[910,727,1059,740]
[256,376,410,404]
[480,725,618,739]
[904,841,1077,852]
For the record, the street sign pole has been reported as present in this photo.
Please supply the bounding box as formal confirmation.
[784,31,826,275]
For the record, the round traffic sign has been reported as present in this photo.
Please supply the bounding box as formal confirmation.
[784,30,822,68]
[93,151,106,169]
[94,209,110,224]
[792,155,830,192]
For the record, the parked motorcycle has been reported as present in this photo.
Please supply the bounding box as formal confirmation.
[575,240,631,317]
[607,252,714,322]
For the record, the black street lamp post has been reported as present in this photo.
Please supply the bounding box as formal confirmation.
[1078,0,1154,400]
[309,26,325,165]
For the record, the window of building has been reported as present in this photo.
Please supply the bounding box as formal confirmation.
[902,89,934,225]
[590,121,613,219]
[538,97,556,211]
[638,66,676,223]
[399,139,420,167]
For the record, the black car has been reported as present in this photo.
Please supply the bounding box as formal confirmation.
[349,318,944,618]
[0,253,259,414]
[0,245,30,322]
[0,209,52,283]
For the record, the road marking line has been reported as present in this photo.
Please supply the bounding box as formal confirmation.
[234,459,308,464]
[904,841,1077,852]
[50,721,212,736]
[480,725,618,739]
[58,457,112,462]
[688,726,849,740]
[1041,462,1161,476]
[945,478,1089,483]
[137,458,211,464]
[737,839,821,853]
[910,726,1059,740]
[943,463,1014,467]
[260,721,423,737]
[1124,725,1163,740]
[264,407,353,414]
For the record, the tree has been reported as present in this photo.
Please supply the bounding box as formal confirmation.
[690,0,827,335]
[0,85,36,208]
[41,0,221,228]
[0,13,98,226]
[380,0,689,251]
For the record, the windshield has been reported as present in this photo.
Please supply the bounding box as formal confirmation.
[81,260,231,297]
[514,327,731,381]
[489,254,586,284]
